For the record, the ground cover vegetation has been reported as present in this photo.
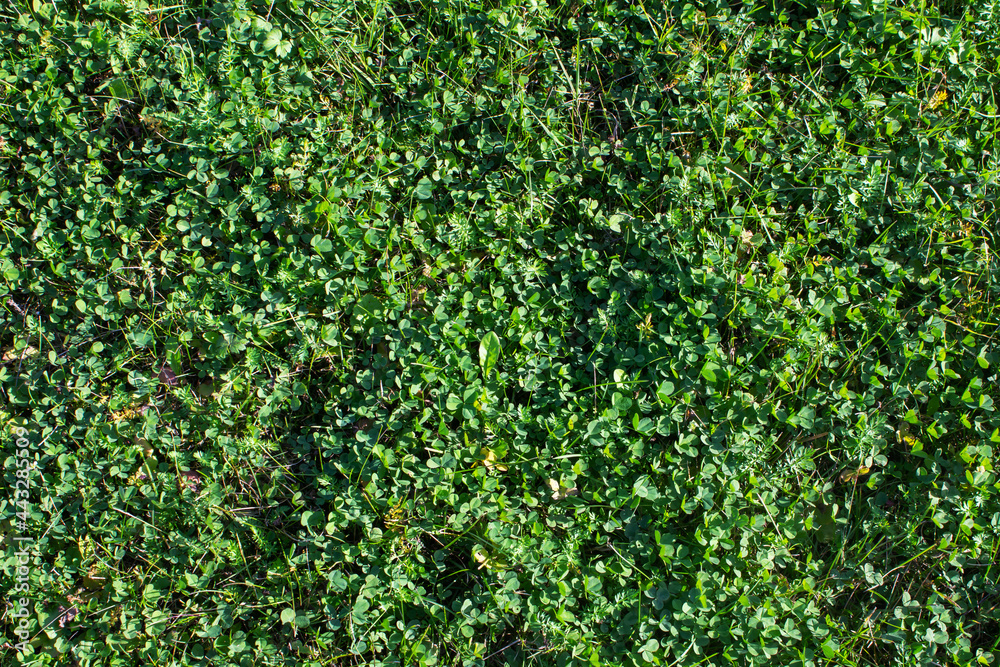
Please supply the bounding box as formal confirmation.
[1,0,999,665]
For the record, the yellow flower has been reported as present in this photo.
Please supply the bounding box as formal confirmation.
[927,89,947,110]
[479,447,507,472]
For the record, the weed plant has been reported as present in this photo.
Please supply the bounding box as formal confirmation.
[1,1,999,665]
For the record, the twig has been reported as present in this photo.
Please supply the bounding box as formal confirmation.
[485,639,523,661]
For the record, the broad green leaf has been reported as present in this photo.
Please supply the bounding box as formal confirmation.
[701,363,718,383]
[353,294,384,324]
[108,77,131,99]
[311,235,333,253]
[656,380,675,403]
[263,29,282,51]
[479,331,500,376]
[415,177,435,199]
[555,607,576,623]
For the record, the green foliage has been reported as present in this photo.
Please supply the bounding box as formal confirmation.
[2,0,999,665]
